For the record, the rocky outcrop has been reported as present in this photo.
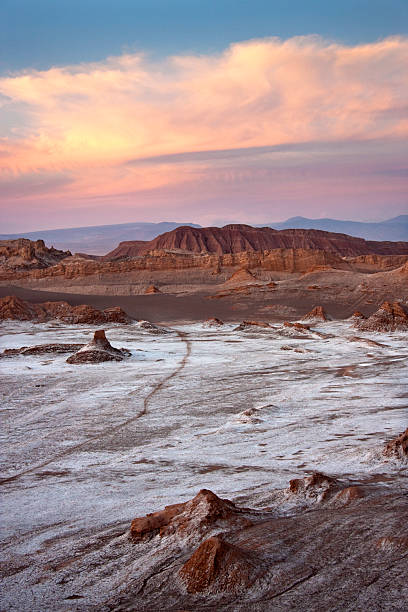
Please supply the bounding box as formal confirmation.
[234,320,272,331]
[119,472,408,608]
[288,472,341,503]
[66,330,131,363]
[346,254,408,272]
[0,295,131,324]
[383,429,408,462]
[145,284,161,294]
[133,320,170,334]
[0,238,70,270]
[283,321,311,331]
[303,305,329,321]
[203,317,224,327]
[223,268,257,285]
[130,489,253,543]
[1,343,84,358]
[354,301,408,332]
[105,225,408,258]
[180,535,263,594]
[350,310,366,321]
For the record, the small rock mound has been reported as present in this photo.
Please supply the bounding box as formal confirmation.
[302,306,329,322]
[0,295,36,320]
[283,321,311,331]
[145,285,161,294]
[180,535,262,593]
[354,301,408,332]
[203,317,224,328]
[288,472,340,503]
[1,343,84,358]
[234,320,271,331]
[134,320,170,334]
[224,268,257,285]
[383,429,408,462]
[66,330,130,364]
[350,310,366,321]
[130,489,252,544]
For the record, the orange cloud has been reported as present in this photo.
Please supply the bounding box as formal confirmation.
[0,35,407,204]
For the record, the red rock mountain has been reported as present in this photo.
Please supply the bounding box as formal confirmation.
[105,224,408,259]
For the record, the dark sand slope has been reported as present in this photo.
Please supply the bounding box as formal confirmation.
[0,284,401,323]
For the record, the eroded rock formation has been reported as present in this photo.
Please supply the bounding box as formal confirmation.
[0,238,70,270]
[383,429,408,461]
[180,535,263,594]
[354,301,408,332]
[303,305,329,321]
[120,469,407,608]
[66,330,131,363]
[203,317,224,327]
[223,268,257,285]
[131,489,253,544]
[145,285,161,294]
[133,320,170,334]
[1,343,84,358]
[0,295,131,324]
[234,320,272,331]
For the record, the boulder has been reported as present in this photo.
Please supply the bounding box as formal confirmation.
[66,330,130,364]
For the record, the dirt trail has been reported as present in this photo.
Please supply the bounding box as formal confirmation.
[0,330,191,485]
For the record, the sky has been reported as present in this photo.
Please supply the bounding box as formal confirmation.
[0,1,407,232]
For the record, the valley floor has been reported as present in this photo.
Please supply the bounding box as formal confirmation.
[0,318,407,610]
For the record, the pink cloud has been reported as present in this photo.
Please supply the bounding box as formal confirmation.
[0,36,407,229]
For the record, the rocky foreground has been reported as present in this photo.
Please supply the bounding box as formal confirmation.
[2,466,407,611]
[116,460,408,611]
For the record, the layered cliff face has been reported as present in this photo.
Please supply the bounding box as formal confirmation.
[105,224,408,259]
[0,239,71,270]
[0,248,350,282]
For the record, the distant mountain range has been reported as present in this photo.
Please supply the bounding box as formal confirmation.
[262,215,408,241]
[1,216,406,254]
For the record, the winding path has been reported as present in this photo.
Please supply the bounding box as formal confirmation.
[0,330,191,486]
